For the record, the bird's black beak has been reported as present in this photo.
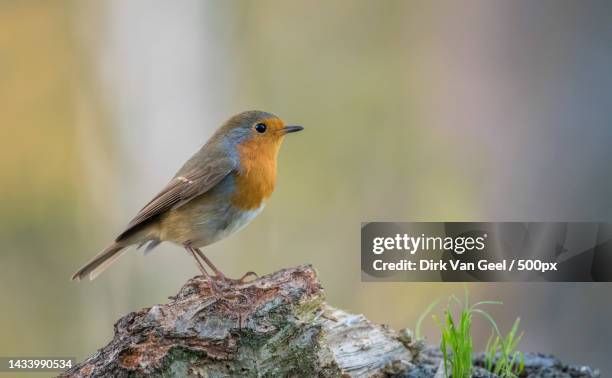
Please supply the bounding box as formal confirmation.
[282,125,304,134]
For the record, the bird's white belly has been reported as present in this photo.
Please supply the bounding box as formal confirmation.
[213,203,265,242]
[183,202,265,248]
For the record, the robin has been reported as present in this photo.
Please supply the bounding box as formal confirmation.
[71,110,303,293]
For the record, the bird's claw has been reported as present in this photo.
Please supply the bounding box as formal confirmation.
[213,271,258,285]
[237,271,258,283]
[203,277,251,305]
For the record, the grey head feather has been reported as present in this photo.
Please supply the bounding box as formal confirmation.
[219,110,278,144]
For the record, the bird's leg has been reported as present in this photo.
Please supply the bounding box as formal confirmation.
[184,245,222,296]
[193,248,258,284]
[193,248,225,279]
[190,247,252,307]
[185,245,211,276]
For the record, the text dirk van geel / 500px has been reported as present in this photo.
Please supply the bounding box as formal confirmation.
[369,233,557,274]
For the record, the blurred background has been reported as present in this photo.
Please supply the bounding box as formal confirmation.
[1,0,612,375]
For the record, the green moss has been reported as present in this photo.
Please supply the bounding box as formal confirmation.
[257,324,325,376]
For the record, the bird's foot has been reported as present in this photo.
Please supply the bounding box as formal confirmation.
[205,277,224,297]
[208,285,253,316]
[214,271,258,285]
[203,276,251,304]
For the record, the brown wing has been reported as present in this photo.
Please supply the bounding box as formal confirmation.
[116,158,233,242]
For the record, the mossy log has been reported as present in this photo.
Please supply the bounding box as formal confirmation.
[62,265,600,377]
[62,265,413,377]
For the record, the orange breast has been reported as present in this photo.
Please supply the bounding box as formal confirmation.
[231,134,281,210]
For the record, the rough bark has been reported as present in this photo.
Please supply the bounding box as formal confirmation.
[62,265,413,377]
[62,265,599,378]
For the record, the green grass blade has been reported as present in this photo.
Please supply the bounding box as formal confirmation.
[416,299,440,340]
[471,308,501,337]
[471,300,503,308]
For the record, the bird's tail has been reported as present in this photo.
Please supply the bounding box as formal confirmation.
[71,243,128,281]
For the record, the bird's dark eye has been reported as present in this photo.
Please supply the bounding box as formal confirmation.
[255,123,267,133]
